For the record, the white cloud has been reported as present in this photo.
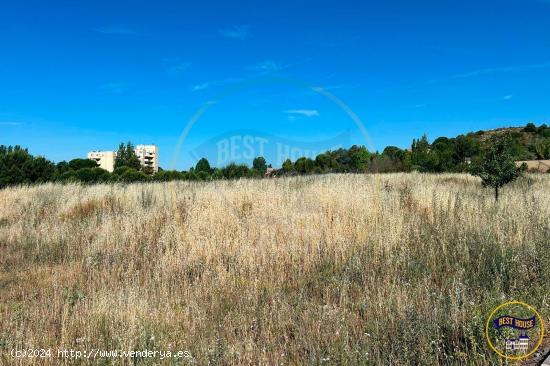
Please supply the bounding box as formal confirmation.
[220,25,250,40]
[191,59,290,92]
[426,62,550,85]
[284,109,320,118]
[250,60,282,72]
[192,83,210,91]
[95,26,139,35]
[191,77,244,91]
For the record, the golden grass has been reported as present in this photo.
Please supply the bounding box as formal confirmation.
[0,173,549,365]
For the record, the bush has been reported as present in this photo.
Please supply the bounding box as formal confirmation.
[537,124,550,137]
[294,157,315,174]
[152,170,185,182]
[113,167,150,182]
[523,122,537,133]
[58,167,111,183]
[221,163,250,179]
[68,158,99,171]
[0,146,55,188]
[122,170,149,182]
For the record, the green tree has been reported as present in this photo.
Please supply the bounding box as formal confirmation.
[113,167,149,182]
[114,143,127,169]
[282,159,294,174]
[454,135,480,170]
[431,137,456,172]
[220,163,250,179]
[471,135,522,201]
[195,171,211,181]
[0,145,55,188]
[153,170,185,182]
[380,146,411,172]
[68,158,99,171]
[54,161,70,177]
[523,122,537,133]
[411,134,430,171]
[331,148,353,172]
[315,153,337,172]
[21,157,55,183]
[534,139,550,159]
[537,124,550,137]
[411,134,442,172]
[382,146,405,161]
[211,169,224,180]
[58,167,110,183]
[348,145,370,172]
[294,157,315,174]
[252,156,267,175]
[282,159,294,173]
[195,158,212,174]
[115,142,141,170]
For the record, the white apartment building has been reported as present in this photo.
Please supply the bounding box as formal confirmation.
[135,145,159,173]
[87,151,116,172]
[87,145,159,173]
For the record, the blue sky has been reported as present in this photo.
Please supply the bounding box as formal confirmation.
[1,0,549,169]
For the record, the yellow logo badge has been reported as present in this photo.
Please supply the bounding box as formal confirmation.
[485,301,544,360]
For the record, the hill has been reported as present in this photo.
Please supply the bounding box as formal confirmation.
[465,122,550,160]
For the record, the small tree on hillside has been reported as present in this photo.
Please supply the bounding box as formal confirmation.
[471,135,522,201]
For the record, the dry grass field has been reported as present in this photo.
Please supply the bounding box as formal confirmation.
[0,173,549,365]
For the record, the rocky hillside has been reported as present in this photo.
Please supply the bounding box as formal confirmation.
[465,123,550,160]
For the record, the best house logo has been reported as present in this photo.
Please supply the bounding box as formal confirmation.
[485,301,545,360]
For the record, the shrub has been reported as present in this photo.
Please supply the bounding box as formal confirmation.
[471,135,522,201]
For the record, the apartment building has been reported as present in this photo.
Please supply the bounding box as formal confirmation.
[135,145,159,173]
[87,151,116,172]
[87,145,159,173]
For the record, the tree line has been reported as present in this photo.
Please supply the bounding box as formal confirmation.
[1,122,548,189]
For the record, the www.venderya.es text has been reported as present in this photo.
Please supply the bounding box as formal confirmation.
[10,348,192,360]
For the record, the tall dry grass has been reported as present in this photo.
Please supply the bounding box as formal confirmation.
[0,173,549,365]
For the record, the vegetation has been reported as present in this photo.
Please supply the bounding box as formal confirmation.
[0,174,548,364]
[1,123,549,189]
[114,142,141,171]
[0,145,54,187]
[471,135,523,201]
[252,156,268,175]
